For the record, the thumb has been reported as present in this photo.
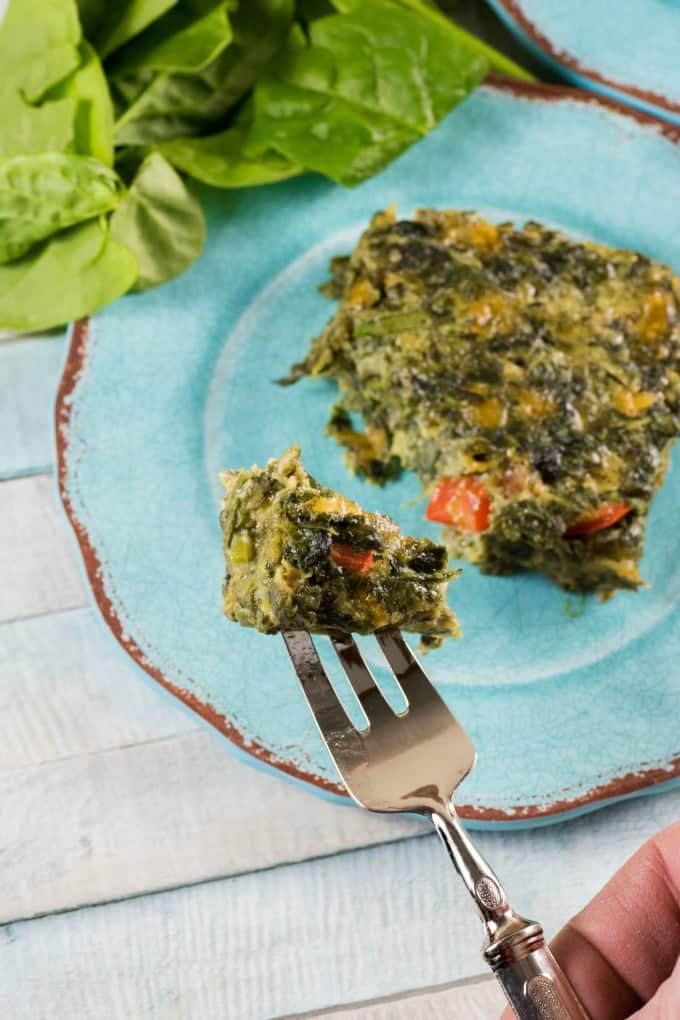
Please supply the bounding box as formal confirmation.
[628,954,680,1020]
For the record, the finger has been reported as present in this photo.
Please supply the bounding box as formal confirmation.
[628,954,680,1019]
[499,820,680,1020]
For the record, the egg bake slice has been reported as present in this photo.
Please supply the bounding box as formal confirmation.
[296,207,680,597]
[220,445,459,647]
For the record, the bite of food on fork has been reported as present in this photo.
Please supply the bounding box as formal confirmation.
[219,449,591,1017]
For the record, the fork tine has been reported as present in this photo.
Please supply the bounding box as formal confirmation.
[330,633,396,725]
[281,630,363,758]
[375,630,450,712]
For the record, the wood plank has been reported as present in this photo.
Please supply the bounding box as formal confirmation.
[288,977,503,1019]
[0,608,198,772]
[0,334,64,480]
[0,726,424,924]
[0,473,86,623]
[0,607,421,923]
[0,839,517,1019]
[3,786,678,1020]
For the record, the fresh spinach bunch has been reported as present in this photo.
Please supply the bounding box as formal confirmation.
[0,0,529,331]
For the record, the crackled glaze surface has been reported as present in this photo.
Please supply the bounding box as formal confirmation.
[488,0,680,125]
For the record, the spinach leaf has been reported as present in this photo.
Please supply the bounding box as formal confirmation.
[158,120,302,187]
[110,0,234,74]
[0,218,138,331]
[110,152,205,290]
[45,41,115,165]
[0,0,534,332]
[389,0,535,80]
[0,1,112,163]
[0,95,77,158]
[75,0,111,39]
[0,0,81,158]
[332,0,532,79]
[110,69,155,117]
[332,0,534,78]
[85,0,180,58]
[0,0,81,103]
[0,153,123,264]
[297,0,336,19]
[113,0,294,145]
[334,0,443,13]
[245,0,488,185]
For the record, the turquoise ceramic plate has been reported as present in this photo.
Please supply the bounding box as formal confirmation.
[487,0,680,126]
[57,80,680,828]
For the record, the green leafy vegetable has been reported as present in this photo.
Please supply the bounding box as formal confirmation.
[159,120,302,187]
[296,0,335,19]
[84,0,180,58]
[110,152,204,290]
[390,0,534,79]
[0,218,138,331]
[0,0,534,331]
[332,0,532,79]
[0,0,82,102]
[0,0,81,157]
[45,41,115,165]
[110,0,234,74]
[0,95,77,159]
[75,0,114,39]
[0,153,123,263]
[113,0,295,145]
[245,0,488,185]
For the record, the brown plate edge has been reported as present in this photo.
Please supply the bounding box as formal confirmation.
[495,0,680,120]
[55,78,680,823]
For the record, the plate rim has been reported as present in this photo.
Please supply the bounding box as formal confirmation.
[488,0,680,124]
[56,76,680,824]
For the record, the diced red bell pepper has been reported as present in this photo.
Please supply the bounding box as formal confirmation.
[565,501,632,537]
[426,476,491,532]
[330,541,374,573]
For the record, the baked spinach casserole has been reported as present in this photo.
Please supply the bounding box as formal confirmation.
[292,207,680,597]
[220,446,459,646]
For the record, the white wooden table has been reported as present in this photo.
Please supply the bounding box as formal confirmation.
[2,331,680,1019]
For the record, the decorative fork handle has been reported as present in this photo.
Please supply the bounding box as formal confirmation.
[430,810,590,1020]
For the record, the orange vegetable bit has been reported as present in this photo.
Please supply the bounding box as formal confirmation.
[426,476,491,532]
[565,501,632,537]
[330,541,375,574]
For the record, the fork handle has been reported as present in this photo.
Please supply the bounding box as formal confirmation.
[430,810,590,1020]
[486,929,590,1020]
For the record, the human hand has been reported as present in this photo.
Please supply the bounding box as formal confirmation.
[500,821,680,1019]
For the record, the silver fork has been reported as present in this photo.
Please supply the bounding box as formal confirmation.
[282,628,590,1020]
